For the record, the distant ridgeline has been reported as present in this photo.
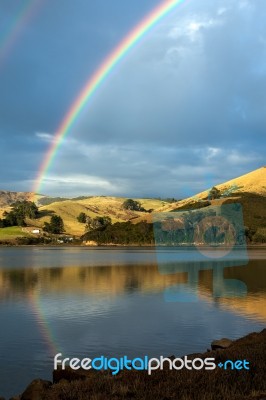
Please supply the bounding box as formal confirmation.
[0,190,34,207]
[37,196,70,206]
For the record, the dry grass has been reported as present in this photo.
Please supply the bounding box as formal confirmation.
[1,167,265,236]
[156,166,266,212]
[28,197,166,235]
[0,206,10,219]
[190,166,266,200]
[150,167,266,233]
[32,329,266,400]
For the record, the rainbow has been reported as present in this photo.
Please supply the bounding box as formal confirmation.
[33,0,186,195]
[0,0,43,68]
[29,0,186,354]
[28,290,59,356]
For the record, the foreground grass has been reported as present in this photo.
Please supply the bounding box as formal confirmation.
[16,329,266,400]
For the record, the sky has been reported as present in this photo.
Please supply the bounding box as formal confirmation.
[0,0,265,198]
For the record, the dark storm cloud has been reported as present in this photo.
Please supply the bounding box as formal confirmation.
[0,0,163,192]
[39,137,262,197]
[39,0,264,197]
[0,131,49,191]
[75,0,266,149]
[0,0,265,196]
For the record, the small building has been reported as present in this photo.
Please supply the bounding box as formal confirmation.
[32,229,40,234]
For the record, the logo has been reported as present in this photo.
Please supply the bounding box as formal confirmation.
[152,204,248,302]
[54,354,250,375]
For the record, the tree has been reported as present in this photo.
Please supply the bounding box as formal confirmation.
[0,219,8,228]
[43,215,64,234]
[253,229,266,243]
[77,212,87,223]
[11,201,39,219]
[0,201,39,228]
[85,216,112,231]
[208,186,221,200]
[122,199,145,211]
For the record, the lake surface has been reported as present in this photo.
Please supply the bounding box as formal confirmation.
[0,246,265,398]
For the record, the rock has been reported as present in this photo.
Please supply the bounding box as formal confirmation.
[211,338,233,350]
[20,379,52,400]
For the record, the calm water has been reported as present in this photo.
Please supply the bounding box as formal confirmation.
[0,246,265,398]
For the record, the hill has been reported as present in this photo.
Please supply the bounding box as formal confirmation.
[0,191,168,237]
[27,196,168,236]
[195,165,266,201]
[132,167,266,237]
[0,190,39,207]
[0,192,167,239]
[0,167,265,240]
[159,166,266,210]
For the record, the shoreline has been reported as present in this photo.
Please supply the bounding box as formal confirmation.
[0,243,265,248]
[5,328,266,400]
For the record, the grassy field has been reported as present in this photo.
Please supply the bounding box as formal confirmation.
[0,226,31,241]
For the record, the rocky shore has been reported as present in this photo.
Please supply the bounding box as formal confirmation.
[4,329,266,400]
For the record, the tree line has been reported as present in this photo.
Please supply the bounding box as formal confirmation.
[82,221,154,245]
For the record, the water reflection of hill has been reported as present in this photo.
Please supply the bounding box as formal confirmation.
[0,264,187,298]
[221,260,266,320]
[0,258,265,322]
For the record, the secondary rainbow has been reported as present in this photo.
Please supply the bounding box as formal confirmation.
[0,0,43,67]
[33,0,185,195]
